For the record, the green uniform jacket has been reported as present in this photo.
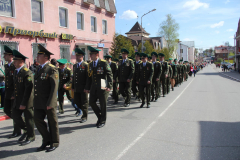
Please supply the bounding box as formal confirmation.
[13,67,34,109]
[133,60,142,81]
[34,62,59,109]
[86,59,113,90]
[182,65,186,74]
[137,62,154,85]
[160,61,169,78]
[152,61,162,81]
[58,67,71,91]
[168,65,173,78]
[72,61,88,93]
[118,59,134,82]
[171,64,177,78]
[4,63,15,99]
[187,65,190,73]
[110,62,118,81]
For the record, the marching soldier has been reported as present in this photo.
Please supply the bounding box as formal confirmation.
[118,49,134,107]
[174,59,180,87]
[11,50,35,146]
[72,48,89,123]
[57,59,72,115]
[158,53,169,97]
[179,60,183,84]
[132,52,141,100]
[34,44,59,152]
[3,45,21,139]
[169,58,177,91]
[104,55,118,104]
[137,53,153,108]
[167,60,172,94]
[85,46,113,128]
[151,52,162,102]
[185,61,190,81]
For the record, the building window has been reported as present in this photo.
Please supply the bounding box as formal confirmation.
[60,45,70,62]
[0,42,18,67]
[103,48,109,56]
[59,7,68,27]
[77,12,84,30]
[91,16,97,32]
[31,0,43,22]
[180,49,183,53]
[223,54,225,56]
[32,43,46,63]
[0,0,14,17]
[102,20,107,34]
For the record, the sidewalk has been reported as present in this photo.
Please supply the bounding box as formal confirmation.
[214,66,240,82]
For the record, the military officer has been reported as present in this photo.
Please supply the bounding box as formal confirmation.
[185,61,190,81]
[158,53,169,97]
[57,59,72,114]
[137,53,153,108]
[132,52,141,100]
[183,61,187,81]
[11,50,35,146]
[104,55,118,104]
[179,60,183,84]
[34,44,59,152]
[118,49,134,107]
[166,60,172,94]
[174,59,180,87]
[3,45,21,139]
[72,48,89,123]
[151,52,162,102]
[85,46,113,128]
[169,58,177,91]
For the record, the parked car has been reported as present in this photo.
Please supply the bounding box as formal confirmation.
[227,64,234,70]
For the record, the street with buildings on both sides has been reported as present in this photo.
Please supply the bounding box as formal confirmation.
[1,65,240,159]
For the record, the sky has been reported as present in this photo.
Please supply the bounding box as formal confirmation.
[114,0,240,50]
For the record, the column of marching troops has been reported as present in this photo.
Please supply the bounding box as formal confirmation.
[2,45,192,152]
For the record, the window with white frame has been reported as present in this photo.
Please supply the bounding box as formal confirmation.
[102,20,107,34]
[77,12,84,30]
[91,16,97,32]
[60,45,70,62]
[31,0,43,22]
[32,43,46,63]
[59,7,68,27]
[103,48,109,56]
[0,0,14,17]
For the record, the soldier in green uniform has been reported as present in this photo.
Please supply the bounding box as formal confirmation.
[72,48,89,123]
[158,53,169,97]
[104,55,118,104]
[34,44,59,152]
[57,59,72,114]
[169,58,177,91]
[85,46,113,128]
[11,50,35,146]
[132,52,141,100]
[3,45,21,139]
[183,61,187,81]
[137,53,153,108]
[151,52,162,102]
[179,60,183,84]
[174,59,180,87]
[185,61,190,81]
[118,49,134,107]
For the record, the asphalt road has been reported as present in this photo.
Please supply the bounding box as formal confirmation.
[1,65,240,160]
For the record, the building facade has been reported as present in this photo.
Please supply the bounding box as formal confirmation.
[214,45,234,63]
[0,0,117,67]
[177,41,195,63]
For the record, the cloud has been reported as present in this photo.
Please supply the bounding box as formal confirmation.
[229,36,234,39]
[183,38,191,41]
[210,21,224,28]
[225,0,230,4]
[215,31,220,34]
[119,10,138,20]
[227,29,234,32]
[183,0,209,10]
[147,23,150,26]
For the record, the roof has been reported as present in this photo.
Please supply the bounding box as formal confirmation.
[125,22,150,35]
[84,0,117,13]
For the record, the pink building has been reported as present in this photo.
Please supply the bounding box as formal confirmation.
[0,0,117,67]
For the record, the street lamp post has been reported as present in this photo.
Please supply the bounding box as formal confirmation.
[141,9,156,52]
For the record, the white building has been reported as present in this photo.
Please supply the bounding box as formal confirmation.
[177,41,195,63]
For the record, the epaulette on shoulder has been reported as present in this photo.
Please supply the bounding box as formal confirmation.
[101,59,106,62]
[67,67,71,70]
[139,61,143,64]
[49,64,55,68]
[119,59,122,61]
[129,59,133,61]
[24,68,29,71]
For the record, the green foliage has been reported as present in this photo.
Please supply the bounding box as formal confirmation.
[109,33,135,58]
[159,47,171,60]
[137,40,154,56]
[217,58,223,62]
[228,52,235,57]
[157,14,179,57]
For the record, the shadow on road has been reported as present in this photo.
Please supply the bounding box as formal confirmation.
[0,148,36,159]
[199,121,240,159]
[197,72,239,82]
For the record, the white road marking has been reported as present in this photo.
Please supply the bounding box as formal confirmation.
[115,78,195,160]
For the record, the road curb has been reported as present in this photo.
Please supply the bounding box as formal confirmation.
[219,72,240,82]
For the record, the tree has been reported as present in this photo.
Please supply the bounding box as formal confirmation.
[217,58,223,63]
[138,40,154,56]
[159,47,171,60]
[109,33,135,58]
[157,14,179,57]
[195,48,199,58]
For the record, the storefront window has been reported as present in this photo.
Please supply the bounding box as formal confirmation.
[31,0,42,22]
[103,48,109,56]
[59,7,68,27]
[0,0,14,17]
[60,45,70,62]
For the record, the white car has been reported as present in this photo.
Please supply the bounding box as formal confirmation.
[227,64,234,70]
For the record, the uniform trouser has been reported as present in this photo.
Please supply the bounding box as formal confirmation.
[12,107,35,141]
[34,108,59,147]
[151,80,160,100]
[0,82,5,107]
[4,98,21,134]
[132,79,139,97]
[160,77,167,96]
[139,84,151,105]
[175,76,179,86]
[89,88,109,124]
[119,82,131,104]
[171,78,175,89]
[74,92,88,120]
[186,73,188,80]
[58,90,72,113]
[167,77,171,93]
[112,82,119,102]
